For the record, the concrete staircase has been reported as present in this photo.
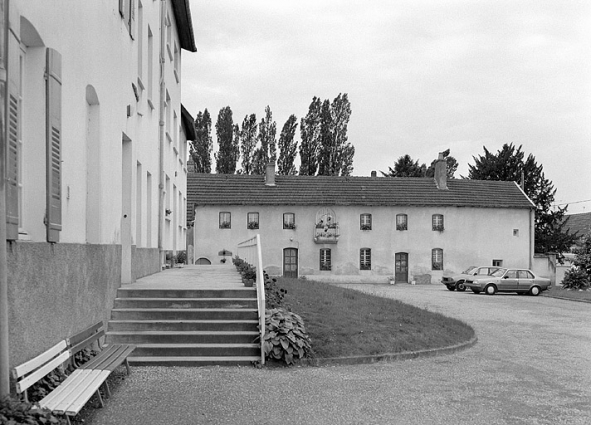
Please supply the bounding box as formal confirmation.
[106,283,261,366]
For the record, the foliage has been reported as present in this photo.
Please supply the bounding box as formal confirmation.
[239,114,258,175]
[425,149,458,178]
[253,106,277,175]
[0,395,61,424]
[263,308,313,365]
[233,256,257,281]
[189,109,213,173]
[175,251,187,264]
[264,272,288,309]
[382,154,426,177]
[571,232,591,277]
[561,268,590,290]
[298,97,322,176]
[468,143,578,260]
[317,93,354,176]
[277,115,299,175]
[214,106,239,174]
[28,367,68,404]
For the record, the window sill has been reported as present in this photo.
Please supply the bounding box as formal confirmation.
[18,231,32,241]
[174,69,179,84]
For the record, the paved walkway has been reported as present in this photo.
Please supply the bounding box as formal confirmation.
[84,283,591,425]
[122,265,244,289]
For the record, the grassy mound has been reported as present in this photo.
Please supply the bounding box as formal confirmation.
[278,278,474,358]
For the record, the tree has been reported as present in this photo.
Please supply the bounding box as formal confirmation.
[253,105,277,174]
[468,143,578,259]
[425,149,458,178]
[299,97,322,176]
[239,114,258,175]
[189,109,213,173]
[381,154,426,177]
[277,115,298,175]
[214,106,239,174]
[561,231,591,289]
[317,93,354,176]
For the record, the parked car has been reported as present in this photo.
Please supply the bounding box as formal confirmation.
[465,268,551,296]
[441,266,500,292]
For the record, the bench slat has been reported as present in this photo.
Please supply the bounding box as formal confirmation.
[12,340,68,379]
[80,344,135,372]
[16,350,70,394]
[69,329,105,359]
[40,369,94,411]
[68,321,103,348]
[50,369,104,414]
[65,371,111,416]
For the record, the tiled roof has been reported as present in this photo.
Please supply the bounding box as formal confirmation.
[187,173,534,222]
[171,0,197,52]
[564,212,591,237]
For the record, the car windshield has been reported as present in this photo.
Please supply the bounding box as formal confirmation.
[461,266,477,274]
[490,268,507,277]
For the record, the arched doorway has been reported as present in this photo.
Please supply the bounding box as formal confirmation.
[195,257,211,265]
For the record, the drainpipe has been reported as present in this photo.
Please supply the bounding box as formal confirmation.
[157,0,166,268]
[0,0,9,397]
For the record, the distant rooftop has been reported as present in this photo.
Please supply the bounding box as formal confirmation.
[564,212,591,237]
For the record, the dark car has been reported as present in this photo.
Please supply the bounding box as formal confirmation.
[441,266,500,292]
[465,268,551,296]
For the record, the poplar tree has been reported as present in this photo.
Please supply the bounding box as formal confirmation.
[298,97,322,176]
[317,93,354,176]
[214,106,239,174]
[239,114,258,175]
[277,115,299,175]
[253,106,277,174]
[189,109,212,173]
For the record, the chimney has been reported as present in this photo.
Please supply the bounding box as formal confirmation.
[371,171,377,178]
[265,162,276,186]
[434,152,448,190]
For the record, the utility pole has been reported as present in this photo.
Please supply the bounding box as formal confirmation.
[0,0,10,397]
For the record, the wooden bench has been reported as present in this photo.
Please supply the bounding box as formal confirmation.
[12,321,135,425]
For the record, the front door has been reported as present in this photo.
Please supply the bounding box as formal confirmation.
[283,248,298,278]
[395,252,408,283]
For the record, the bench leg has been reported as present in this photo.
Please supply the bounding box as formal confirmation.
[102,380,111,398]
[95,389,105,409]
[125,358,131,375]
[64,414,72,425]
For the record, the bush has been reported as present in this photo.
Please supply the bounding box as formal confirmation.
[264,274,288,309]
[263,308,313,365]
[175,251,187,264]
[561,268,590,290]
[0,395,62,424]
[28,367,68,403]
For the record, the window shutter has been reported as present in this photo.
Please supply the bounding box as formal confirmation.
[5,26,19,240]
[46,48,62,243]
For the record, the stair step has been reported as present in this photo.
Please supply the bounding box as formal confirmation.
[107,331,259,344]
[131,343,260,357]
[117,288,256,299]
[128,356,261,367]
[111,308,258,320]
[108,320,259,332]
[113,298,257,309]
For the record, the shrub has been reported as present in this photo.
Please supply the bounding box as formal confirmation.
[264,275,288,309]
[561,268,590,290]
[175,251,187,264]
[0,395,62,424]
[28,367,68,403]
[263,308,313,365]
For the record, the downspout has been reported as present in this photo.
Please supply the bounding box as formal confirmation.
[157,0,166,267]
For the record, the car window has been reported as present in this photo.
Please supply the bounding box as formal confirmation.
[491,268,506,277]
[462,266,477,274]
[506,270,518,279]
[518,270,534,279]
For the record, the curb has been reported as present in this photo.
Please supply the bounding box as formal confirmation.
[542,294,591,304]
[299,335,478,367]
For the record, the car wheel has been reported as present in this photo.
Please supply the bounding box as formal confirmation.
[485,284,497,295]
[446,285,455,291]
[529,286,541,296]
[472,289,480,294]
[456,281,467,292]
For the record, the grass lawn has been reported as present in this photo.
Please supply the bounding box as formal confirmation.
[543,286,591,302]
[276,278,475,359]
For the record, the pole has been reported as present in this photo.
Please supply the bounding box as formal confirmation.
[157,0,166,268]
[0,0,10,397]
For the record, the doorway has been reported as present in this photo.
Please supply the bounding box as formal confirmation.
[395,252,408,283]
[283,248,298,278]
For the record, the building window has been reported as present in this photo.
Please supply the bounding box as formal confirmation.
[283,213,296,229]
[513,229,519,237]
[360,248,371,270]
[360,213,372,230]
[247,212,259,229]
[320,249,331,271]
[432,214,444,231]
[432,248,443,270]
[492,259,503,267]
[219,212,231,229]
[396,214,407,231]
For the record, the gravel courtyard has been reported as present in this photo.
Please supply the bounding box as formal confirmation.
[89,284,591,425]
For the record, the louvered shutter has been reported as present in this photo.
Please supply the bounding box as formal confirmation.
[46,48,62,243]
[5,24,19,240]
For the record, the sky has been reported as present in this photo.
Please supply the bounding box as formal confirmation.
[181,0,591,214]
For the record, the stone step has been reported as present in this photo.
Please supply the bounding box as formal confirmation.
[107,330,259,344]
[111,308,258,321]
[130,343,260,357]
[108,319,259,332]
[113,298,257,309]
[117,288,256,299]
[128,356,261,367]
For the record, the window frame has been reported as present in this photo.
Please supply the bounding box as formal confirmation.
[492,259,503,267]
[432,248,443,270]
[360,248,371,270]
[360,213,372,231]
[320,248,332,271]
[396,214,408,231]
[219,211,231,229]
[247,212,259,230]
[432,214,444,231]
[283,213,296,230]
